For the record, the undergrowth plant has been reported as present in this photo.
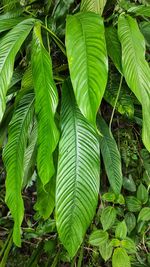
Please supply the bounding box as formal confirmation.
[0,0,150,266]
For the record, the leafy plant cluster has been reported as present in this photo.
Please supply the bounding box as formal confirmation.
[0,0,150,266]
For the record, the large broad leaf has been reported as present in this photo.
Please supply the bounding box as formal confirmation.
[66,12,108,126]
[80,0,107,15]
[56,79,100,258]
[3,91,34,246]
[97,116,123,195]
[31,23,59,186]
[0,18,35,121]
[118,14,150,152]
[105,26,122,73]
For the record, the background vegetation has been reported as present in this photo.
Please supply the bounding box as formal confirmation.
[0,0,150,266]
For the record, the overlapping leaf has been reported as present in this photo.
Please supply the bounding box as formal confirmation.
[118,14,150,151]
[31,23,59,186]
[3,91,34,246]
[97,116,123,195]
[66,12,108,126]
[80,0,107,14]
[0,18,35,121]
[56,80,100,258]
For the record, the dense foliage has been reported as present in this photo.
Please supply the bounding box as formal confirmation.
[0,0,150,266]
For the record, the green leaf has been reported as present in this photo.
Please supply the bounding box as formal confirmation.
[110,239,121,247]
[104,70,134,118]
[138,207,150,222]
[137,183,148,204]
[100,206,116,231]
[80,0,107,15]
[0,14,25,33]
[66,12,108,126]
[115,194,125,205]
[99,241,113,262]
[31,23,59,186]
[54,0,74,19]
[112,248,131,267]
[123,176,136,192]
[125,212,136,234]
[121,238,136,253]
[3,91,34,246]
[89,230,108,247]
[118,14,150,151]
[0,18,35,121]
[34,176,55,220]
[140,21,150,46]
[23,121,37,188]
[128,5,150,17]
[102,192,116,203]
[97,116,123,195]
[105,26,122,73]
[126,196,142,212]
[56,79,100,258]
[115,220,127,240]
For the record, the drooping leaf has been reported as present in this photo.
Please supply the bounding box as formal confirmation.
[128,5,150,17]
[56,79,100,258]
[66,12,108,126]
[112,248,131,267]
[3,91,35,246]
[31,23,59,186]
[89,230,108,246]
[0,14,25,33]
[118,14,150,151]
[80,0,107,15]
[35,176,55,220]
[0,18,35,121]
[97,116,123,195]
[23,121,37,188]
[100,206,117,231]
[105,26,122,73]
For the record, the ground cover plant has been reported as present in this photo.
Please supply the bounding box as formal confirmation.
[0,0,150,266]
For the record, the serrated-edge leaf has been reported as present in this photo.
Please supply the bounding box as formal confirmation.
[112,248,131,267]
[100,206,117,231]
[138,207,150,222]
[56,79,100,258]
[3,91,34,246]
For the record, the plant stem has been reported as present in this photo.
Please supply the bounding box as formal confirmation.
[109,75,123,132]
[41,25,66,56]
